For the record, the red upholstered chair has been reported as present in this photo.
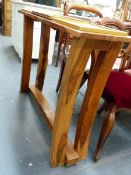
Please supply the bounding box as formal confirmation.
[78,18,131,88]
[94,65,131,161]
[93,31,131,161]
[125,68,131,75]
[79,44,131,161]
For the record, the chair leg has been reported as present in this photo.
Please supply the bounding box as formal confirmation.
[56,44,67,92]
[55,32,64,67]
[79,50,98,89]
[97,101,108,114]
[94,105,116,161]
[79,71,89,88]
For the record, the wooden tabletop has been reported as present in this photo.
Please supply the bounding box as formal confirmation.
[19,9,131,43]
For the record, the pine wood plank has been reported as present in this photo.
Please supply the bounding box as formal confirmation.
[31,11,128,36]
[52,16,128,36]
[3,0,12,36]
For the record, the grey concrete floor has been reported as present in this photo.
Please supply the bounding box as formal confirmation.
[0,32,131,175]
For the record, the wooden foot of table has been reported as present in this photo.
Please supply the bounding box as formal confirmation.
[29,85,79,166]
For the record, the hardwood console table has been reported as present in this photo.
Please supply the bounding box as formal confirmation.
[19,9,131,167]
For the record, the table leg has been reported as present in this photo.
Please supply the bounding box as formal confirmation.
[74,41,122,160]
[20,16,34,92]
[35,24,50,91]
[50,37,96,167]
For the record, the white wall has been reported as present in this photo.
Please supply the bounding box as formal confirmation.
[66,0,117,17]
[88,0,117,9]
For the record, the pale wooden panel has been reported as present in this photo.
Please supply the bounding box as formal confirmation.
[3,0,12,36]
[52,16,128,36]
[6,2,12,11]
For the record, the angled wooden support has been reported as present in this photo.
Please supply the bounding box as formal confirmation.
[50,37,98,167]
[74,41,122,160]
